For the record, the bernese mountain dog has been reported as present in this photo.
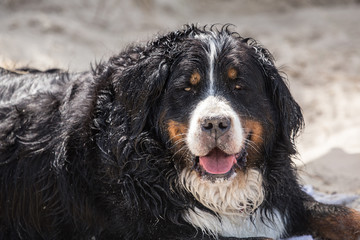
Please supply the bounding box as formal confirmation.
[0,24,359,240]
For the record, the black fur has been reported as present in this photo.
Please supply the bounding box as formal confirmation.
[1,25,359,240]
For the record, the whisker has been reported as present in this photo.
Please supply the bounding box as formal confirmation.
[243,128,264,141]
[166,133,187,145]
[245,139,261,154]
[171,145,191,163]
[171,138,187,150]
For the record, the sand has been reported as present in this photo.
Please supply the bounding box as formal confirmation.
[0,0,359,209]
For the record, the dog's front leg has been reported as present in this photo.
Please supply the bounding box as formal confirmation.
[305,201,360,240]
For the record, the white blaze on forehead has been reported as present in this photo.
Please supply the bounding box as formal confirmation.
[208,39,217,95]
[186,95,244,156]
[194,33,222,95]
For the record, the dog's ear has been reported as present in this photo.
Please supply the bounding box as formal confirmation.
[251,44,304,145]
[110,52,170,139]
[268,67,303,143]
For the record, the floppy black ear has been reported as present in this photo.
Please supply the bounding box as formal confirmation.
[111,52,170,139]
[251,44,304,145]
[101,29,194,139]
[268,67,303,143]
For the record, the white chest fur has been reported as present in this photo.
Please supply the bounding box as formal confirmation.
[184,207,286,239]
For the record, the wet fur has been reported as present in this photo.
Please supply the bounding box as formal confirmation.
[0,25,359,240]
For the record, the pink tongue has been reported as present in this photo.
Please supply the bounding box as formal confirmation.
[199,148,237,174]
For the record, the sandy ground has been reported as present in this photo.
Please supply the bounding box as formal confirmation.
[0,0,359,209]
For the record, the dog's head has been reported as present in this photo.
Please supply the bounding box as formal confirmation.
[104,25,303,216]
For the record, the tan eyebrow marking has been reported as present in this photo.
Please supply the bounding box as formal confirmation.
[227,68,237,80]
[190,71,201,85]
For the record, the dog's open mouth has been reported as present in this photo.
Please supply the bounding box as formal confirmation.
[194,147,248,180]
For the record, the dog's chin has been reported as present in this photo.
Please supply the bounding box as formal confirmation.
[192,147,248,182]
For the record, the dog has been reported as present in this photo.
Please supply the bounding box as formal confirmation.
[1,24,359,240]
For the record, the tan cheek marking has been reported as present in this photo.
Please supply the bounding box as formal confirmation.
[190,71,201,85]
[227,68,237,80]
[243,119,264,147]
[167,120,188,145]
[241,119,264,164]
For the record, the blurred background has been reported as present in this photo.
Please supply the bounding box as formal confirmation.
[0,0,359,204]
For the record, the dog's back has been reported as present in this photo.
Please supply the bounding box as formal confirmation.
[0,68,97,239]
[0,68,82,105]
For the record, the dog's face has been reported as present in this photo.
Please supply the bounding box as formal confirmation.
[157,31,279,214]
[164,34,275,169]
[113,26,302,216]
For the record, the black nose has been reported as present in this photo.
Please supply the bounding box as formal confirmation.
[201,116,231,138]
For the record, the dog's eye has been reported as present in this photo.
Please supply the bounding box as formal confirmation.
[184,87,191,92]
[234,84,242,90]
[184,87,197,94]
